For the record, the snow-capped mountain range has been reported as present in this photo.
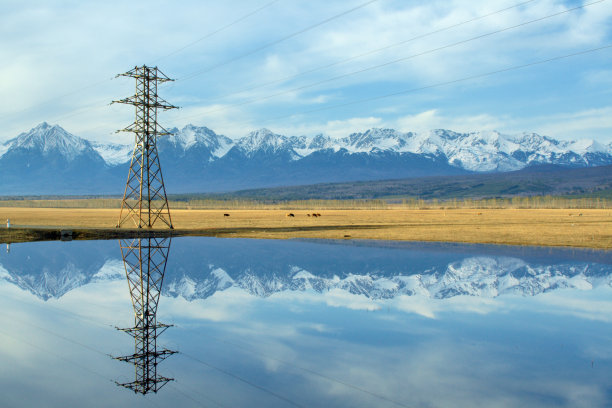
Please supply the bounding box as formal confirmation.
[1,122,611,194]
[175,257,612,301]
[1,249,611,302]
[1,239,611,302]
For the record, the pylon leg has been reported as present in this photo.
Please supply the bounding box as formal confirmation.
[113,66,176,229]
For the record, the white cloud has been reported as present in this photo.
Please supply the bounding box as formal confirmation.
[1,0,611,143]
[527,106,612,140]
[161,286,258,322]
[582,69,612,87]
[396,109,507,133]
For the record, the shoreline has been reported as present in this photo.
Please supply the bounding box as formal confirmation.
[1,223,610,250]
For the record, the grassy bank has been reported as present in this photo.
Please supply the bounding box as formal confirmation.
[0,207,610,249]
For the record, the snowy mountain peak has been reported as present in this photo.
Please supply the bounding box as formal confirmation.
[344,128,406,152]
[3,122,612,193]
[569,138,609,154]
[237,128,292,156]
[91,141,133,165]
[169,124,234,157]
[8,122,91,160]
[308,134,334,149]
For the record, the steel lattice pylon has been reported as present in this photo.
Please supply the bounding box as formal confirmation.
[113,65,177,229]
[114,237,176,394]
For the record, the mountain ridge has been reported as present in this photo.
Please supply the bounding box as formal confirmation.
[2,239,611,302]
[1,122,611,195]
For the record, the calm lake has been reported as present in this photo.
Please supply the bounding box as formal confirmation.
[0,237,611,408]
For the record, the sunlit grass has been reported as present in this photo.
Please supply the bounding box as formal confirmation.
[1,207,610,249]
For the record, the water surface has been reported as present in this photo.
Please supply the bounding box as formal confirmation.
[0,238,611,407]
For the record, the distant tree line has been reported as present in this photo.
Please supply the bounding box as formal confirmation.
[0,196,610,209]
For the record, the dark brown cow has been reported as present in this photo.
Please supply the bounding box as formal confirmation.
[286,213,295,217]
[223,213,230,217]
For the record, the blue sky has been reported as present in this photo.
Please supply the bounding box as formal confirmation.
[1,0,611,143]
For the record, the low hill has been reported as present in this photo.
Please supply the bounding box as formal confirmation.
[187,164,612,201]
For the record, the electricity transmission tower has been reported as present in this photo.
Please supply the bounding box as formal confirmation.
[114,237,176,394]
[113,66,177,229]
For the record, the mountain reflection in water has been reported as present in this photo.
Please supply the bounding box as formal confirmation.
[1,238,611,302]
[0,237,611,408]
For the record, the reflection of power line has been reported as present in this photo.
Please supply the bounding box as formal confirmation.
[168,382,230,408]
[0,284,208,406]
[0,291,115,330]
[178,324,412,408]
[0,327,114,384]
[179,0,381,81]
[175,0,606,122]
[179,350,309,408]
[0,309,110,358]
[0,325,171,407]
[209,0,538,100]
[114,237,176,394]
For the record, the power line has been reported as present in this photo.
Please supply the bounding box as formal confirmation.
[224,43,612,129]
[174,0,606,122]
[179,0,381,81]
[8,0,381,132]
[0,78,114,124]
[211,0,538,100]
[149,0,283,65]
[3,1,282,127]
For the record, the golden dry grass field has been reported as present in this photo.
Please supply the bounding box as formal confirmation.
[1,207,611,249]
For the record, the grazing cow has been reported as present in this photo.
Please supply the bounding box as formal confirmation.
[311,213,318,217]
[286,213,295,217]
[579,213,583,217]
[316,213,321,217]
[223,213,230,217]
[307,214,311,217]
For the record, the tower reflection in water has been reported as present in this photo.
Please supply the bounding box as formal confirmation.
[114,237,176,394]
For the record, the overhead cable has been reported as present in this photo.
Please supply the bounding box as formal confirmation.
[225,44,612,128]
[3,1,281,124]
[214,0,538,99]
[179,0,381,81]
[150,0,283,64]
[175,0,606,121]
